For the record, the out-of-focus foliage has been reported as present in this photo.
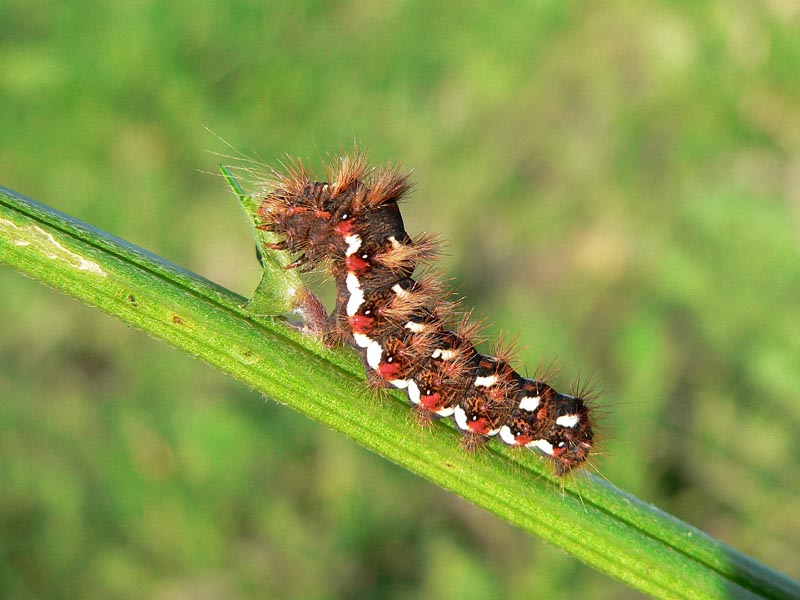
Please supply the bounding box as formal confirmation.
[1,2,799,598]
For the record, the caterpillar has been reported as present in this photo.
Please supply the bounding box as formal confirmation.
[255,153,595,474]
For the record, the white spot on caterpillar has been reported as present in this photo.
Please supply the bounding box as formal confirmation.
[390,379,409,389]
[388,236,402,249]
[435,405,456,418]
[530,439,555,455]
[346,273,364,316]
[344,234,362,257]
[352,332,373,348]
[556,414,580,428]
[517,395,540,412]
[498,426,516,445]
[431,348,455,361]
[366,341,383,370]
[405,321,426,333]
[392,284,409,297]
[407,380,421,404]
[473,375,497,388]
[453,406,468,431]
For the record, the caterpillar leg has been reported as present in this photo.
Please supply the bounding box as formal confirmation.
[292,288,329,338]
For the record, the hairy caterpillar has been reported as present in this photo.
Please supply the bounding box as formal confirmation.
[256,154,595,474]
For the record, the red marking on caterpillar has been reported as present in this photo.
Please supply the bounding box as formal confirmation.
[256,154,596,474]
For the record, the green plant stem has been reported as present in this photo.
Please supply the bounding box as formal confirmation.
[1,185,798,600]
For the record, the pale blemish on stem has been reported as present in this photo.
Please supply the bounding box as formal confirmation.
[0,217,107,276]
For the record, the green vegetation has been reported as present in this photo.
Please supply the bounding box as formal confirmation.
[1,3,799,599]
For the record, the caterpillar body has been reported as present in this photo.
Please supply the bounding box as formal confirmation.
[256,154,595,474]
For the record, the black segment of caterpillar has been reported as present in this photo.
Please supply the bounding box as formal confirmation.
[256,154,594,474]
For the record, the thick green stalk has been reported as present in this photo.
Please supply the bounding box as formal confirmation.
[1,185,798,600]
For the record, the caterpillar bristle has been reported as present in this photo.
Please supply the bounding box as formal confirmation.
[490,333,521,367]
[272,157,312,198]
[366,164,412,207]
[453,311,487,348]
[330,152,369,196]
[459,431,488,453]
[374,232,441,272]
[256,153,598,475]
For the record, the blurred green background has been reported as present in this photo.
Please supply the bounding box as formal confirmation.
[2,2,800,599]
